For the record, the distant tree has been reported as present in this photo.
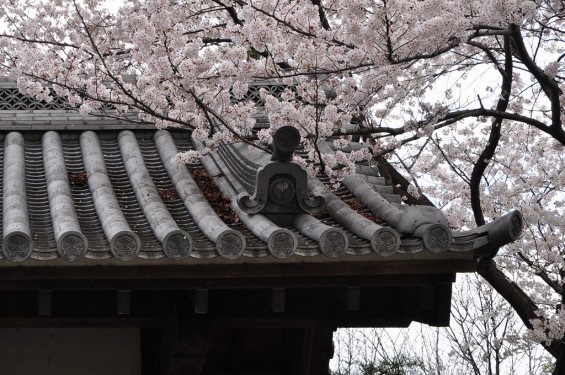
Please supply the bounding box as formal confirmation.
[364,356,425,375]
[333,276,552,375]
[1,1,564,370]
[445,275,552,375]
[331,328,426,375]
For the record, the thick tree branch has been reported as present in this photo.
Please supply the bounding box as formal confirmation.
[310,0,331,31]
[333,108,560,142]
[509,24,563,135]
[470,35,513,226]
[466,36,565,359]
[375,156,435,206]
[211,0,243,25]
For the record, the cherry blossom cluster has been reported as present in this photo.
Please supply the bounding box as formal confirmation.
[0,0,564,355]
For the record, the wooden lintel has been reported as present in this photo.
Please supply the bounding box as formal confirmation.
[0,271,459,291]
[0,317,164,328]
[117,290,131,315]
[0,260,470,285]
[338,286,360,311]
[37,290,52,316]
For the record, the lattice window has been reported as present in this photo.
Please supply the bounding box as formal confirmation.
[0,88,114,111]
[0,88,69,110]
[233,84,298,106]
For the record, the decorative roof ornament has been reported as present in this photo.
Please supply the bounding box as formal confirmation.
[237,126,324,216]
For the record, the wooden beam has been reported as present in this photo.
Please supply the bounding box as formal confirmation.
[298,328,334,375]
[160,303,210,375]
[420,286,435,310]
[0,259,472,286]
[269,288,285,313]
[0,283,454,328]
[415,283,453,326]
[37,290,51,316]
[338,286,360,311]
[0,317,164,328]
[117,290,131,315]
[192,289,208,314]
[0,270,459,290]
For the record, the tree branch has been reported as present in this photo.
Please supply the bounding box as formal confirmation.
[477,258,563,358]
[375,156,435,206]
[509,24,563,136]
[310,0,331,31]
[470,34,513,226]
[332,108,559,142]
[516,251,564,295]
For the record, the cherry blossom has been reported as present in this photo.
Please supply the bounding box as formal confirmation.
[1,0,565,370]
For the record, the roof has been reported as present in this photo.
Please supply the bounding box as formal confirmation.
[0,79,523,268]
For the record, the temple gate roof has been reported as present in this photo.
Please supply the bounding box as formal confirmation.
[0,78,522,268]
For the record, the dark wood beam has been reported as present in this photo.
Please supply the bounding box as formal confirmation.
[0,317,165,328]
[117,290,131,315]
[160,303,210,375]
[338,286,360,311]
[419,285,435,310]
[0,283,455,327]
[37,290,52,316]
[0,259,473,286]
[0,265,460,291]
[298,328,333,375]
[191,289,208,314]
[269,288,286,313]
